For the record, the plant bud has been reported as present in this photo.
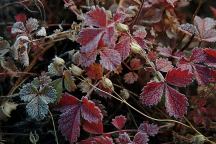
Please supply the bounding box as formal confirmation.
[130,42,142,54]
[120,89,130,100]
[70,64,84,76]
[116,23,129,32]
[101,77,114,90]
[0,101,18,120]
[53,56,65,66]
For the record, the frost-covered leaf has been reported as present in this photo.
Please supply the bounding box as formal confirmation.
[165,85,188,118]
[85,6,107,27]
[133,132,149,144]
[82,120,103,134]
[94,136,114,144]
[156,58,173,72]
[130,58,142,70]
[111,115,127,130]
[77,28,104,52]
[193,64,212,85]
[140,82,165,106]
[165,68,193,87]
[116,132,132,144]
[179,16,216,42]
[63,70,77,92]
[81,97,103,123]
[138,122,159,136]
[36,27,47,36]
[86,63,103,80]
[19,80,57,120]
[80,50,98,67]
[115,36,131,60]
[123,72,138,84]
[57,93,104,143]
[203,48,216,67]
[26,18,39,32]
[11,22,26,34]
[99,48,121,71]
[78,78,92,93]
[50,78,63,102]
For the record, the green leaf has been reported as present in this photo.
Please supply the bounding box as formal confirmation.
[50,78,63,103]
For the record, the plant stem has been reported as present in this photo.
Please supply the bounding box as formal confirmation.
[48,110,59,144]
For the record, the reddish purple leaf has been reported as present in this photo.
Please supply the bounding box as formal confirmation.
[115,36,131,60]
[203,48,216,67]
[133,132,149,144]
[165,68,193,87]
[140,82,165,106]
[193,64,213,85]
[165,85,188,118]
[156,58,173,72]
[79,50,98,67]
[57,93,104,143]
[116,132,132,144]
[179,16,216,42]
[81,97,103,123]
[85,6,107,27]
[124,72,138,84]
[111,115,127,130]
[58,104,81,143]
[99,48,121,71]
[82,120,104,134]
[138,122,159,136]
[77,28,104,52]
[94,136,114,144]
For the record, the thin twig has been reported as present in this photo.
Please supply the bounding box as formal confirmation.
[48,110,59,144]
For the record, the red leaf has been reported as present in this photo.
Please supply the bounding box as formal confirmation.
[57,94,104,143]
[130,58,142,70]
[80,49,98,67]
[58,93,79,106]
[138,122,159,136]
[58,104,81,143]
[111,115,127,130]
[15,13,27,22]
[156,58,173,72]
[77,28,104,52]
[116,132,132,144]
[133,132,149,144]
[99,48,121,71]
[165,85,188,118]
[123,72,138,84]
[179,16,216,42]
[115,36,131,60]
[210,6,216,18]
[81,97,103,123]
[203,48,216,67]
[82,120,104,134]
[165,68,193,87]
[140,82,165,106]
[85,6,107,27]
[86,63,103,80]
[193,64,213,85]
[94,136,114,144]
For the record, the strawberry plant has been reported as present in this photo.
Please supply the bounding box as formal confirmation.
[0,0,216,144]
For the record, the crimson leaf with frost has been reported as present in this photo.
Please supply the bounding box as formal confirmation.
[124,72,139,84]
[57,93,103,143]
[140,68,192,118]
[77,6,123,70]
[111,115,127,130]
[138,122,159,136]
[177,48,215,85]
[156,58,173,72]
[165,68,193,87]
[179,16,216,42]
[133,132,149,144]
[116,132,132,144]
[19,76,57,120]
